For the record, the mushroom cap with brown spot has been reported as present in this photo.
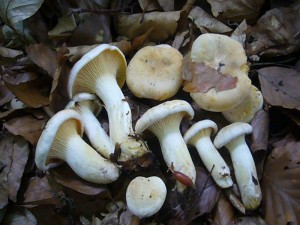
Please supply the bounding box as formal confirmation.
[126,176,167,218]
[68,44,127,98]
[190,33,252,112]
[126,44,183,101]
[135,100,194,134]
[213,122,252,149]
[35,109,83,170]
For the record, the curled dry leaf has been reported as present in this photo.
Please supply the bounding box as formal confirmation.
[188,6,232,33]
[246,7,300,57]
[261,141,300,225]
[48,15,77,39]
[258,67,300,110]
[115,10,180,42]
[0,134,29,208]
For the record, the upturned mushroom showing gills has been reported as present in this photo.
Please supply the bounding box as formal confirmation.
[213,122,262,210]
[126,44,183,101]
[35,109,119,184]
[183,120,233,188]
[186,33,252,112]
[65,93,114,159]
[135,100,196,192]
[68,44,149,162]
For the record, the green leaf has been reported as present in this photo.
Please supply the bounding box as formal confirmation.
[0,0,43,25]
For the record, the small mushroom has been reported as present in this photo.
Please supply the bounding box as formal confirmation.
[222,85,264,123]
[126,176,167,219]
[183,120,233,188]
[126,44,183,101]
[35,109,119,184]
[68,44,149,162]
[65,93,114,159]
[135,100,196,192]
[213,122,262,210]
[189,33,252,112]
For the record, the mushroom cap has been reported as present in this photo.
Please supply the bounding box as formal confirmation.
[126,44,183,101]
[213,122,252,149]
[35,109,83,170]
[68,44,127,98]
[190,33,252,111]
[222,85,264,123]
[65,93,102,116]
[184,119,218,144]
[126,176,167,218]
[135,100,194,134]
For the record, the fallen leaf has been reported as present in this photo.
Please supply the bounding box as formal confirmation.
[258,67,300,110]
[235,216,266,225]
[0,134,29,208]
[207,0,265,22]
[261,141,300,225]
[251,109,270,152]
[246,7,300,57]
[138,0,161,11]
[5,78,50,108]
[0,83,14,106]
[212,193,235,225]
[2,206,37,225]
[230,20,247,47]
[172,30,190,50]
[48,15,77,39]
[115,10,180,42]
[0,46,23,58]
[3,115,46,145]
[188,6,232,33]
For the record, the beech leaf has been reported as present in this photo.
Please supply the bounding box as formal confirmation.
[258,67,300,110]
[212,193,235,225]
[261,141,300,225]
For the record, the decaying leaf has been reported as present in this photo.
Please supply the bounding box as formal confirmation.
[212,193,235,225]
[258,67,300,110]
[182,56,238,93]
[251,109,269,152]
[230,19,247,47]
[115,10,180,42]
[2,207,37,225]
[48,15,77,39]
[188,6,232,33]
[235,216,266,225]
[0,83,14,106]
[0,46,23,58]
[246,7,300,57]
[0,134,29,209]
[261,141,300,225]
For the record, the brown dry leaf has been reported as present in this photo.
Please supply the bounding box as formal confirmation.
[138,0,161,11]
[172,30,190,50]
[26,44,58,77]
[48,15,77,39]
[0,83,14,106]
[2,207,37,225]
[3,115,46,145]
[257,67,300,110]
[182,57,238,93]
[207,0,265,22]
[188,6,232,33]
[251,109,269,152]
[115,10,180,42]
[5,78,50,108]
[246,7,300,57]
[0,134,29,208]
[212,193,235,225]
[235,217,266,225]
[230,19,247,47]
[0,46,23,58]
[261,141,300,225]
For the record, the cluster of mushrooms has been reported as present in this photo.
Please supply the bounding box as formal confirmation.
[35,33,263,219]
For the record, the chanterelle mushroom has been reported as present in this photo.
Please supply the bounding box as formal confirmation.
[68,44,149,162]
[126,44,183,101]
[65,93,114,159]
[213,122,262,210]
[135,100,196,192]
[183,119,233,188]
[126,176,167,218]
[35,109,119,184]
[186,33,252,112]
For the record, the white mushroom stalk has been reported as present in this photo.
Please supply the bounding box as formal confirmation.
[35,109,119,184]
[183,120,233,188]
[213,122,262,210]
[68,44,149,162]
[65,93,114,159]
[135,100,196,192]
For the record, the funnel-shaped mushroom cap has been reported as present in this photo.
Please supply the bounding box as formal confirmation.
[184,119,218,144]
[35,109,83,170]
[135,100,194,134]
[126,44,183,101]
[126,176,167,218]
[190,33,252,111]
[214,122,252,148]
[68,44,127,98]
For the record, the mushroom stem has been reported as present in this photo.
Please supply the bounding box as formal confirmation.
[193,136,232,187]
[224,135,261,209]
[95,75,148,161]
